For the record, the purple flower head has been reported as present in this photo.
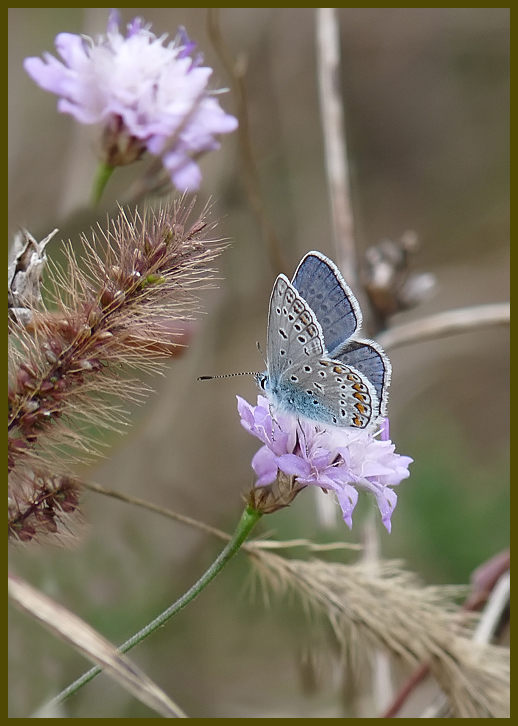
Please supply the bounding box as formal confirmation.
[23,10,238,192]
[238,395,413,532]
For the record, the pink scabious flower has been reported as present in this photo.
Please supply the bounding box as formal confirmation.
[23,10,238,192]
[237,395,413,532]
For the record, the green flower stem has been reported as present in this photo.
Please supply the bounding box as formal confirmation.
[91,161,115,205]
[45,505,262,708]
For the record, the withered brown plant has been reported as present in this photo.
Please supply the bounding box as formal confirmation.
[8,199,224,543]
[248,546,510,718]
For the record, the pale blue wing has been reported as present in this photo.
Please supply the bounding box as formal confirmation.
[266,274,325,383]
[292,251,361,355]
[334,340,391,418]
[263,274,378,428]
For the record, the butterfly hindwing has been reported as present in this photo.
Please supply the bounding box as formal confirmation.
[334,340,391,419]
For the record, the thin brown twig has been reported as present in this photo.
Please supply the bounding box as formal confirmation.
[84,482,362,553]
[377,303,510,351]
[83,481,232,542]
[207,8,286,276]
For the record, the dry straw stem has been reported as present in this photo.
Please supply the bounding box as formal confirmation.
[377,303,510,352]
[248,547,509,718]
[316,8,356,285]
[8,573,186,718]
[8,199,224,541]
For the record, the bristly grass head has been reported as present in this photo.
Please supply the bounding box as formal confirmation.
[8,199,225,542]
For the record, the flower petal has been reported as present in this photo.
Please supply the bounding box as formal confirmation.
[251,446,278,487]
[24,13,237,192]
[238,395,412,531]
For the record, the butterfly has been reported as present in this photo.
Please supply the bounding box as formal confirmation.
[255,251,391,429]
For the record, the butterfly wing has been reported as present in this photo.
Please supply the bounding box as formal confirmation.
[265,274,378,428]
[292,251,391,421]
[266,273,325,383]
[292,251,361,356]
[335,340,391,419]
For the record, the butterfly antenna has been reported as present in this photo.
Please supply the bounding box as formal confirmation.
[198,371,259,381]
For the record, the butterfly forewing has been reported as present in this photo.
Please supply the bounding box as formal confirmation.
[292,252,361,356]
[267,274,325,381]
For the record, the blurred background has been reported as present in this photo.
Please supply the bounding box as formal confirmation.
[9,8,509,718]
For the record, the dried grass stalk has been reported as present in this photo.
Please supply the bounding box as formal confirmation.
[249,547,509,718]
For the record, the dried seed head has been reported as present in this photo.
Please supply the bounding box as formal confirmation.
[8,469,82,543]
[8,200,226,542]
